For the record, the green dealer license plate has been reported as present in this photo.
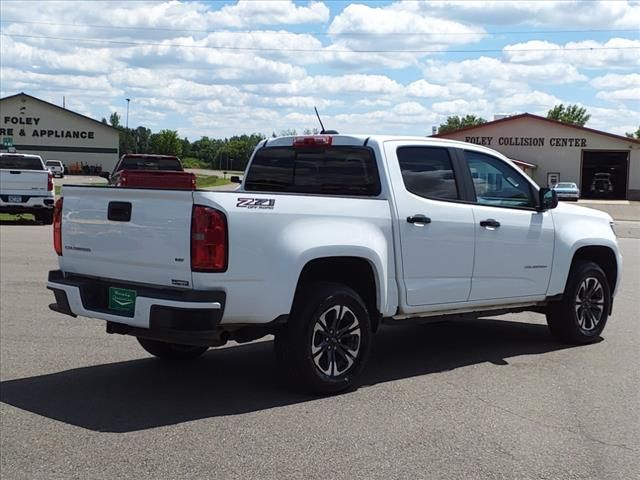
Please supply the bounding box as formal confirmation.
[109,287,137,314]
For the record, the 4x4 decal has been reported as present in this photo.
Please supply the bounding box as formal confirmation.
[236,198,276,210]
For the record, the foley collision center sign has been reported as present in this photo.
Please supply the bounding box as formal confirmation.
[464,135,588,148]
[0,116,97,140]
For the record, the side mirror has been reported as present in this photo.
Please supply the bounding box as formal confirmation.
[230,175,242,184]
[99,172,110,180]
[538,187,558,211]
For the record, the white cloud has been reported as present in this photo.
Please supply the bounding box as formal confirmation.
[406,80,449,98]
[322,2,485,68]
[596,88,640,102]
[503,38,640,69]
[248,74,403,96]
[416,0,640,28]
[424,56,588,89]
[591,73,640,89]
[205,1,330,28]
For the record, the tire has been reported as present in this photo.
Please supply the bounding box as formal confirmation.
[546,260,611,344]
[137,338,208,361]
[35,211,53,225]
[274,282,372,395]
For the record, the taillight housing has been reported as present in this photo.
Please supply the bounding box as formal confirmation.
[53,197,63,256]
[47,172,53,191]
[191,205,227,272]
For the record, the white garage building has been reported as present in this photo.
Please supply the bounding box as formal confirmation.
[435,113,640,200]
[0,92,120,173]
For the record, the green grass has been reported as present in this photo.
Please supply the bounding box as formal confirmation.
[196,175,231,189]
[182,157,206,169]
[0,213,35,222]
[52,175,228,196]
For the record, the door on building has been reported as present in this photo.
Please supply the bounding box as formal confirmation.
[581,151,629,200]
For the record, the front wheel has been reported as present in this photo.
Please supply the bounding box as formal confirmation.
[546,260,611,344]
[275,282,372,395]
[137,338,208,361]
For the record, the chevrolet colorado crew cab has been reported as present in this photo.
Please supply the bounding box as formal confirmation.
[1,153,54,224]
[47,135,622,394]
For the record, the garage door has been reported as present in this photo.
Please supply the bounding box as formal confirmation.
[581,151,629,200]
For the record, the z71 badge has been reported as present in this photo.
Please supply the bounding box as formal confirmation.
[236,198,276,210]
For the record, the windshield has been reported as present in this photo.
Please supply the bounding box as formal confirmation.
[46,161,62,167]
[0,155,44,170]
[244,146,381,196]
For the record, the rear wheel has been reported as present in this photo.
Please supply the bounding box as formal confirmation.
[275,282,372,395]
[546,260,610,344]
[137,338,208,361]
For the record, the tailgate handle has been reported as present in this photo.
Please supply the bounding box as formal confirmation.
[9,171,21,174]
[108,201,132,222]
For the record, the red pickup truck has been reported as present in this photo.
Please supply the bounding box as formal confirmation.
[102,154,196,190]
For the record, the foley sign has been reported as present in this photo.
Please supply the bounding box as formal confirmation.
[0,116,96,140]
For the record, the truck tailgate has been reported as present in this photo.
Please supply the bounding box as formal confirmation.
[60,186,194,288]
[0,169,49,196]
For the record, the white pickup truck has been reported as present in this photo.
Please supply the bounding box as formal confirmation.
[47,135,622,393]
[0,153,55,224]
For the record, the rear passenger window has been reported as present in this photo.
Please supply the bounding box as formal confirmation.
[397,147,458,200]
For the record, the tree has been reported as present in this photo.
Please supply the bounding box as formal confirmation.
[437,115,486,134]
[149,130,183,156]
[133,126,152,153]
[547,104,590,126]
[109,112,121,128]
[625,126,640,140]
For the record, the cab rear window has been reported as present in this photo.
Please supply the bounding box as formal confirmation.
[0,155,44,170]
[244,146,381,196]
[119,157,182,171]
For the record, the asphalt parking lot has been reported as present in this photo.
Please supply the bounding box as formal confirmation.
[1,225,638,480]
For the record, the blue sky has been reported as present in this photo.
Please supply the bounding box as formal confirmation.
[1,0,638,139]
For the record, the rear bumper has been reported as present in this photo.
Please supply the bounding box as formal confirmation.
[555,193,580,201]
[47,270,225,332]
[0,194,54,213]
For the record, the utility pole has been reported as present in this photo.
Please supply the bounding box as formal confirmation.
[125,98,131,153]
[125,98,130,129]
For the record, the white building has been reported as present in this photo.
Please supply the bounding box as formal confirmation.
[435,113,640,200]
[0,92,120,173]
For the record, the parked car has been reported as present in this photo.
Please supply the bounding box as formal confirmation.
[45,159,65,178]
[48,135,621,394]
[0,153,54,224]
[552,182,580,201]
[101,154,196,190]
[590,173,614,196]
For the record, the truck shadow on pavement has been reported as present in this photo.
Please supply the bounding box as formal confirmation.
[0,318,576,432]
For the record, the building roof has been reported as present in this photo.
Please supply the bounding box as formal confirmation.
[0,92,119,132]
[510,158,537,169]
[433,112,640,145]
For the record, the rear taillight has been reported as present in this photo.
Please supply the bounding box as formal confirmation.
[53,197,63,256]
[116,171,127,187]
[191,205,227,272]
[47,172,53,191]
